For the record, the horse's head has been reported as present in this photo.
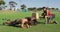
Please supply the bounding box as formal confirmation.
[17,19,22,24]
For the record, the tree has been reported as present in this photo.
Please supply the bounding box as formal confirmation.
[0,0,5,10]
[28,8,34,11]
[0,0,5,5]
[21,4,26,9]
[21,4,28,12]
[37,8,42,11]
[56,8,59,10]
[28,7,37,11]
[51,8,55,10]
[9,1,17,11]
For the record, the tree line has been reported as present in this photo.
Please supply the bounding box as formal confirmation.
[0,0,59,11]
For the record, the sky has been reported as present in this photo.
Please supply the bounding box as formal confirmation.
[4,0,60,9]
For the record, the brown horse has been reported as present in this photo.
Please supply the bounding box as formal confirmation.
[17,17,38,28]
[3,17,37,28]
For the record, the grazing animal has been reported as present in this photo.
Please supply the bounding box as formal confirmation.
[3,17,38,28]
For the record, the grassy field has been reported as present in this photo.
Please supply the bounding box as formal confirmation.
[0,11,60,32]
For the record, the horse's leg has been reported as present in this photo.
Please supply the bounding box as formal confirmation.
[45,16,48,24]
[26,23,30,28]
[29,24,31,28]
[34,19,38,25]
[32,19,37,25]
[21,20,25,28]
[3,22,11,25]
[21,23,24,28]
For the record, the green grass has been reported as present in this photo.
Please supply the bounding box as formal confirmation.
[0,11,60,32]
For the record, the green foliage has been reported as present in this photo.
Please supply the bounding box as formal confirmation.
[21,4,26,9]
[37,8,41,10]
[28,7,37,11]
[0,0,5,5]
[9,1,17,5]
[9,1,17,10]
[0,0,6,10]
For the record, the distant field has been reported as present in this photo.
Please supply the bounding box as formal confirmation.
[0,11,60,32]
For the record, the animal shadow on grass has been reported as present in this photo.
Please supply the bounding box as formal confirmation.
[37,22,44,24]
[2,23,21,28]
[12,25,21,28]
[6,24,21,28]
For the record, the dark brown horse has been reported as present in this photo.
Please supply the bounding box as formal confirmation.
[3,17,38,28]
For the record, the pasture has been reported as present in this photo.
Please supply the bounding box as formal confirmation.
[0,10,60,32]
